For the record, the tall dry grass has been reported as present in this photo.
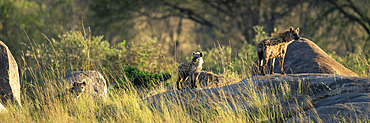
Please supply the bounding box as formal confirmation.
[0,26,368,122]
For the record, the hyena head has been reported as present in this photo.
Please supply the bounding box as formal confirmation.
[289,27,300,40]
[192,51,203,63]
[72,81,87,94]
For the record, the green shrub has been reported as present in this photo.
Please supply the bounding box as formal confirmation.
[117,65,171,89]
[329,49,370,77]
[124,38,175,73]
[25,27,124,71]
[24,27,176,91]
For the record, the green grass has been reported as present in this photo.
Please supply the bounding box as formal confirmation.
[0,27,369,122]
[0,72,283,122]
[0,63,325,122]
[2,54,368,123]
[0,51,293,122]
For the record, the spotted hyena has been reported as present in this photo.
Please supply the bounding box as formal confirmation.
[256,27,300,75]
[176,51,204,90]
[56,80,87,100]
[69,81,87,98]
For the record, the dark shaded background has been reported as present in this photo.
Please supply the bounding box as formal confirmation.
[1,0,369,62]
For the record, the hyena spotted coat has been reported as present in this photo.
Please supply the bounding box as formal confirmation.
[256,27,300,75]
[176,51,203,90]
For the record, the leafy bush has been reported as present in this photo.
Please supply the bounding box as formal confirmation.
[117,65,171,88]
[25,27,124,71]
[25,27,174,90]
[124,38,175,73]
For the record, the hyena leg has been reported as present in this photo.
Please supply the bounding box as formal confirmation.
[279,56,286,75]
[176,73,183,90]
[258,59,263,75]
[257,50,265,75]
[270,58,276,74]
[258,59,261,75]
[191,73,199,89]
[261,58,268,76]
[176,78,182,90]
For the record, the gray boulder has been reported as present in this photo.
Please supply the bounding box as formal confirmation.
[289,92,370,122]
[61,71,107,99]
[0,41,21,106]
[252,38,358,76]
[144,74,370,122]
[251,74,369,122]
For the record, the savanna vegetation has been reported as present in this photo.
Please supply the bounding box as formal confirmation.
[0,0,369,122]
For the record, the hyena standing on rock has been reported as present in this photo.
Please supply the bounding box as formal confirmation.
[177,51,204,90]
[256,27,300,75]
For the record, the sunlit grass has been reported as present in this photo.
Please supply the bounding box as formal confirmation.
[0,27,368,122]
[0,60,290,122]
[2,54,369,122]
[329,47,370,77]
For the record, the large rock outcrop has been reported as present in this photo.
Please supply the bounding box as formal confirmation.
[144,74,370,122]
[60,71,108,99]
[253,38,358,76]
[0,41,21,106]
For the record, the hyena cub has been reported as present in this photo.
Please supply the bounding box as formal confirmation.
[69,81,87,98]
[56,81,87,100]
[256,27,300,75]
[176,51,204,90]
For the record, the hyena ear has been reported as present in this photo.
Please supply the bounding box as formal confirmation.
[192,51,195,56]
[199,52,203,57]
[82,81,87,86]
[289,27,294,32]
[296,27,300,34]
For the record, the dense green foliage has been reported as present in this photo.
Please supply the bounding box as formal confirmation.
[26,28,116,71]
[25,27,174,88]
[118,65,171,88]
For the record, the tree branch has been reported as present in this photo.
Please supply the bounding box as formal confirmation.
[163,2,218,29]
[326,0,370,35]
[345,0,370,26]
